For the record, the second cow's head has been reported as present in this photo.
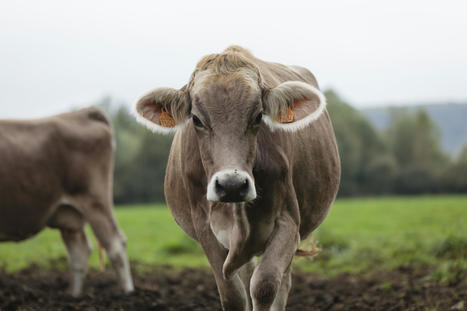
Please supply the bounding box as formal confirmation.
[135,52,326,203]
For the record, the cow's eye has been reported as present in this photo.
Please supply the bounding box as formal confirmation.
[254,112,262,125]
[192,114,204,128]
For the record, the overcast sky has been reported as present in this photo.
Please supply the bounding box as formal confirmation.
[1,0,466,119]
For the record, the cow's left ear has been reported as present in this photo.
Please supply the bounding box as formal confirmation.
[262,81,327,132]
[134,87,190,135]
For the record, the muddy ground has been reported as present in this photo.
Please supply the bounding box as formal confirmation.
[0,264,465,311]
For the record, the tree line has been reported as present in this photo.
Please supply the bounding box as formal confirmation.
[96,90,467,204]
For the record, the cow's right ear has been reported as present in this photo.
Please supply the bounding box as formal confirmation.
[134,87,190,134]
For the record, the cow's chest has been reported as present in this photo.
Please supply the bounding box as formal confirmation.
[210,212,275,255]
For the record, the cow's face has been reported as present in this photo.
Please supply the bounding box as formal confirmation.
[135,67,326,203]
[189,72,261,202]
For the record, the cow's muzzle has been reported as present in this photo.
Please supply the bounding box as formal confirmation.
[206,169,257,202]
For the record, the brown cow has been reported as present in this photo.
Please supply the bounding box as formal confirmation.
[135,46,340,311]
[0,107,134,297]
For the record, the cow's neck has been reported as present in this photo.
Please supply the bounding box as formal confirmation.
[222,203,254,279]
[230,203,251,254]
[210,201,275,279]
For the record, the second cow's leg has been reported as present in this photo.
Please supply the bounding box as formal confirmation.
[60,227,91,297]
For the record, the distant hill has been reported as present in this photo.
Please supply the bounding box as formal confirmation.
[361,103,467,157]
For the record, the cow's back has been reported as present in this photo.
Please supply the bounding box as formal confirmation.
[0,107,113,241]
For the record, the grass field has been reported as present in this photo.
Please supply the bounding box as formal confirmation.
[1,195,466,281]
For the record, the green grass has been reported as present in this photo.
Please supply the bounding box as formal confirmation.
[1,196,466,279]
[0,204,208,272]
[297,195,467,278]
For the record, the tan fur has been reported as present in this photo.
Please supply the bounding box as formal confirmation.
[195,51,258,74]
[136,46,340,311]
[188,46,261,90]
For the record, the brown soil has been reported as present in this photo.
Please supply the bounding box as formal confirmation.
[0,264,465,311]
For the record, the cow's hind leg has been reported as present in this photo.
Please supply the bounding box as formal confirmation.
[60,227,91,297]
[79,197,134,293]
[48,204,91,297]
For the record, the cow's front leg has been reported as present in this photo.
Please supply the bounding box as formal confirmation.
[192,206,250,311]
[271,266,292,311]
[250,212,299,311]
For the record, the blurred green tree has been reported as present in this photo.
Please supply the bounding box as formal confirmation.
[384,109,448,193]
[326,90,391,196]
[442,145,467,192]
[97,97,173,203]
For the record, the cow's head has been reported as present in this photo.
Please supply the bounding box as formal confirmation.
[134,49,326,203]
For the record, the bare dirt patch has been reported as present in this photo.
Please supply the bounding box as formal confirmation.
[0,264,465,310]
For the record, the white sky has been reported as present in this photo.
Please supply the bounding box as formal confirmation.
[1,0,466,119]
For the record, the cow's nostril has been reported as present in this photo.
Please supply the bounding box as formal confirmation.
[239,179,249,195]
[215,178,225,194]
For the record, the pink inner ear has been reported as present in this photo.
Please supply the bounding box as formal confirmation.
[292,98,320,121]
[141,103,175,128]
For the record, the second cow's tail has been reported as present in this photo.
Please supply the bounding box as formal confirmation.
[95,238,106,271]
